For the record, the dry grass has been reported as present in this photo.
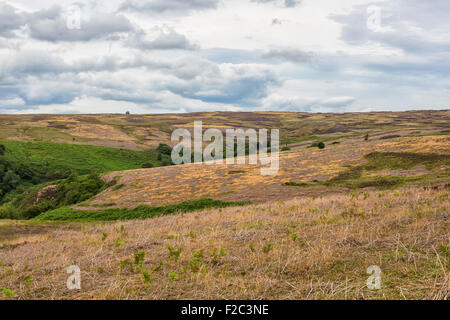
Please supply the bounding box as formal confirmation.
[1,186,448,300]
[87,135,449,208]
[1,110,449,150]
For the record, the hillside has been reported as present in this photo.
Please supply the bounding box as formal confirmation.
[0,110,449,300]
[72,134,448,210]
[0,110,449,150]
[0,185,448,299]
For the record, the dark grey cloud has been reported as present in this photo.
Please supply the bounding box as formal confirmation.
[0,2,25,37]
[119,0,220,14]
[26,6,134,42]
[251,0,302,8]
[129,27,198,50]
[262,48,315,63]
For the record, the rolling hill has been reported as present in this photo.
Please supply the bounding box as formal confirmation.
[0,110,448,300]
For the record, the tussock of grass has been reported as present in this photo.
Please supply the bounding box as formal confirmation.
[34,198,250,222]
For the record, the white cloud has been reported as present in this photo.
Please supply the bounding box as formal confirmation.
[0,0,449,114]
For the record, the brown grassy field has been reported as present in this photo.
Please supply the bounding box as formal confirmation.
[1,110,449,150]
[0,185,448,299]
[0,110,449,300]
[83,135,449,208]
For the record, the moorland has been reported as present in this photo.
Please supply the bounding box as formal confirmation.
[0,110,448,299]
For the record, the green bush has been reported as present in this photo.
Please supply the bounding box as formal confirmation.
[56,173,105,206]
[0,203,19,219]
[20,200,55,219]
[156,143,172,156]
[2,173,108,220]
[318,142,325,149]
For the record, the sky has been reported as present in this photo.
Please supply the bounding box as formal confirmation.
[0,0,449,114]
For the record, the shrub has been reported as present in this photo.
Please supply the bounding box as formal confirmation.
[134,250,145,266]
[281,146,291,151]
[142,162,154,168]
[2,288,17,298]
[20,200,55,219]
[156,143,172,156]
[380,135,401,140]
[112,183,124,191]
[56,173,105,206]
[317,142,325,149]
[141,269,152,283]
[284,182,308,187]
[167,245,183,261]
[0,203,19,219]
[262,242,274,253]
[168,272,178,282]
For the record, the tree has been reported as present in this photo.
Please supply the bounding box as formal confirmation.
[125,111,130,115]
[3,170,20,189]
[317,142,325,149]
[365,133,369,141]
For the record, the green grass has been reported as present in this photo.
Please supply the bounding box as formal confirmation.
[331,152,450,183]
[284,182,309,186]
[322,152,450,190]
[417,132,450,137]
[34,199,251,222]
[1,140,163,177]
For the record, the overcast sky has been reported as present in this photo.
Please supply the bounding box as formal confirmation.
[0,0,449,114]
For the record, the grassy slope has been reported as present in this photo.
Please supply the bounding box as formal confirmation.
[0,186,448,299]
[1,140,162,175]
